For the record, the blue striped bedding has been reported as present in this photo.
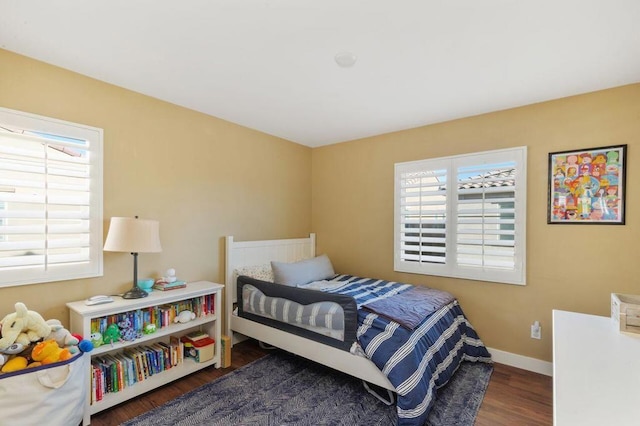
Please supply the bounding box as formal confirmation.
[316,275,492,426]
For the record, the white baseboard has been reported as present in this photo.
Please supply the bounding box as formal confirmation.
[487,347,553,376]
[233,332,553,377]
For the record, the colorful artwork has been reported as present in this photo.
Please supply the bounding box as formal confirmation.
[548,145,626,224]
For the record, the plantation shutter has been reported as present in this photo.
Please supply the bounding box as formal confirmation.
[455,163,517,270]
[395,147,526,285]
[397,166,448,265]
[0,108,103,287]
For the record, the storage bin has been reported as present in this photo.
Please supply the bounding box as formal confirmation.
[0,352,89,424]
[182,335,215,363]
[611,293,640,334]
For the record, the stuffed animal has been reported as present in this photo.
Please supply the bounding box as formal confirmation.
[45,319,80,350]
[89,332,103,348]
[1,356,28,373]
[31,339,72,365]
[0,302,51,350]
[77,339,94,353]
[118,318,137,341]
[164,268,177,283]
[174,310,196,324]
[102,324,121,345]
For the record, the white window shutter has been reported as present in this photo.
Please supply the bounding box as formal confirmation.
[0,108,103,287]
[398,167,448,265]
[395,147,526,285]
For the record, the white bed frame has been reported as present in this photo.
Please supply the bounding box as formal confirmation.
[225,233,395,392]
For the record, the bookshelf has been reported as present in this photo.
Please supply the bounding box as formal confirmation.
[67,281,223,426]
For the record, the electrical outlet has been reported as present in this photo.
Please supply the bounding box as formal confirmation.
[531,321,541,339]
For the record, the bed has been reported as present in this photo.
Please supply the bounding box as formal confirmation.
[225,234,491,426]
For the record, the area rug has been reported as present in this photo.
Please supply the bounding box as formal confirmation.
[122,350,492,426]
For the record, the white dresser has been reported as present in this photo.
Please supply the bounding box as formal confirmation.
[553,309,640,425]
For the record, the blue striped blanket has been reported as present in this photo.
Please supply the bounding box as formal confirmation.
[320,275,492,426]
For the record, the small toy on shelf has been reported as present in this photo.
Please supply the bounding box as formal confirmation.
[174,310,196,324]
[118,317,138,341]
[164,268,177,283]
[102,323,121,345]
[89,332,103,348]
[144,323,157,334]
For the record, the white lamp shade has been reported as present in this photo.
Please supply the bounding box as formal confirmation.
[103,217,162,253]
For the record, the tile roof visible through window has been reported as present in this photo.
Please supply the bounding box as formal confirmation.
[458,169,516,190]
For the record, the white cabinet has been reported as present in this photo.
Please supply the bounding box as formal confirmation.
[552,309,640,425]
[67,281,223,425]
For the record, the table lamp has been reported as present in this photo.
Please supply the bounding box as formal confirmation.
[103,216,162,299]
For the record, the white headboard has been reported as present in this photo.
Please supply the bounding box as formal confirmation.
[224,234,316,336]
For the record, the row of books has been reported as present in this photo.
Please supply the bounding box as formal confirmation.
[91,336,185,403]
[90,294,216,339]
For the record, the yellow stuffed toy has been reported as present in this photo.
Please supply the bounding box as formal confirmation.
[0,356,28,373]
[31,339,72,365]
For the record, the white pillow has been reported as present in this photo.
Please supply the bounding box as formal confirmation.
[234,263,274,282]
[271,254,335,287]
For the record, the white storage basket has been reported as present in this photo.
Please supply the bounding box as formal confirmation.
[0,352,89,425]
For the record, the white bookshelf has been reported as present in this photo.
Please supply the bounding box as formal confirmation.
[67,281,223,425]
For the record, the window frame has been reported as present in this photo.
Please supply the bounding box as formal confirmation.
[394,146,527,285]
[0,107,103,288]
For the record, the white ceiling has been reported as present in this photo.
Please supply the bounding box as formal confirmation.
[1,0,639,147]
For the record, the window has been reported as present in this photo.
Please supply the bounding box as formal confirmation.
[394,147,526,285]
[0,108,103,287]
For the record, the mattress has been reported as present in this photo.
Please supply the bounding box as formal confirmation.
[236,274,491,426]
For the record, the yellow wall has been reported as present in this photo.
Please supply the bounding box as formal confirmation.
[312,83,640,362]
[0,49,311,323]
[2,48,639,363]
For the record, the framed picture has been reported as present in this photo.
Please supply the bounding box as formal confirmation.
[548,144,627,224]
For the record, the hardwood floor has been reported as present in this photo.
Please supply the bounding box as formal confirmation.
[475,363,553,426]
[90,340,552,425]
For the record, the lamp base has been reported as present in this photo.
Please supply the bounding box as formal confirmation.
[122,285,149,299]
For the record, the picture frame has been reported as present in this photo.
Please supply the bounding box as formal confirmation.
[548,144,627,224]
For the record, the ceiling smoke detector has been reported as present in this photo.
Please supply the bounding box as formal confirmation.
[334,52,357,68]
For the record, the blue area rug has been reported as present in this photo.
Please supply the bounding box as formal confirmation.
[122,350,492,426]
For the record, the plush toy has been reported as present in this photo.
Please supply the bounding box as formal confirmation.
[0,342,25,369]
[0,302,51,350]
[174,310,196,324]
[143,323,157,334]
[77,339,94,353]
[164,268,177,283]
[45,319,80,350]
[89,332,103,348]
[31,339,72,365]
[102,324,121,345]
[118,318,137,341]
[1,356,28,373]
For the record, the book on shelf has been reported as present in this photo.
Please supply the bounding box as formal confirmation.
[170,335,184,364]
[184,330,209,342]
[153,280,187,291]
[153,284,187,291]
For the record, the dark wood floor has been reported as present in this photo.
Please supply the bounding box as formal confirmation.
[90,339,553,425]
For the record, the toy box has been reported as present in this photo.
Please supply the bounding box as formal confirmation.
[611,293,640,334]
[0,352,89,424]
[182,334,215,363]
